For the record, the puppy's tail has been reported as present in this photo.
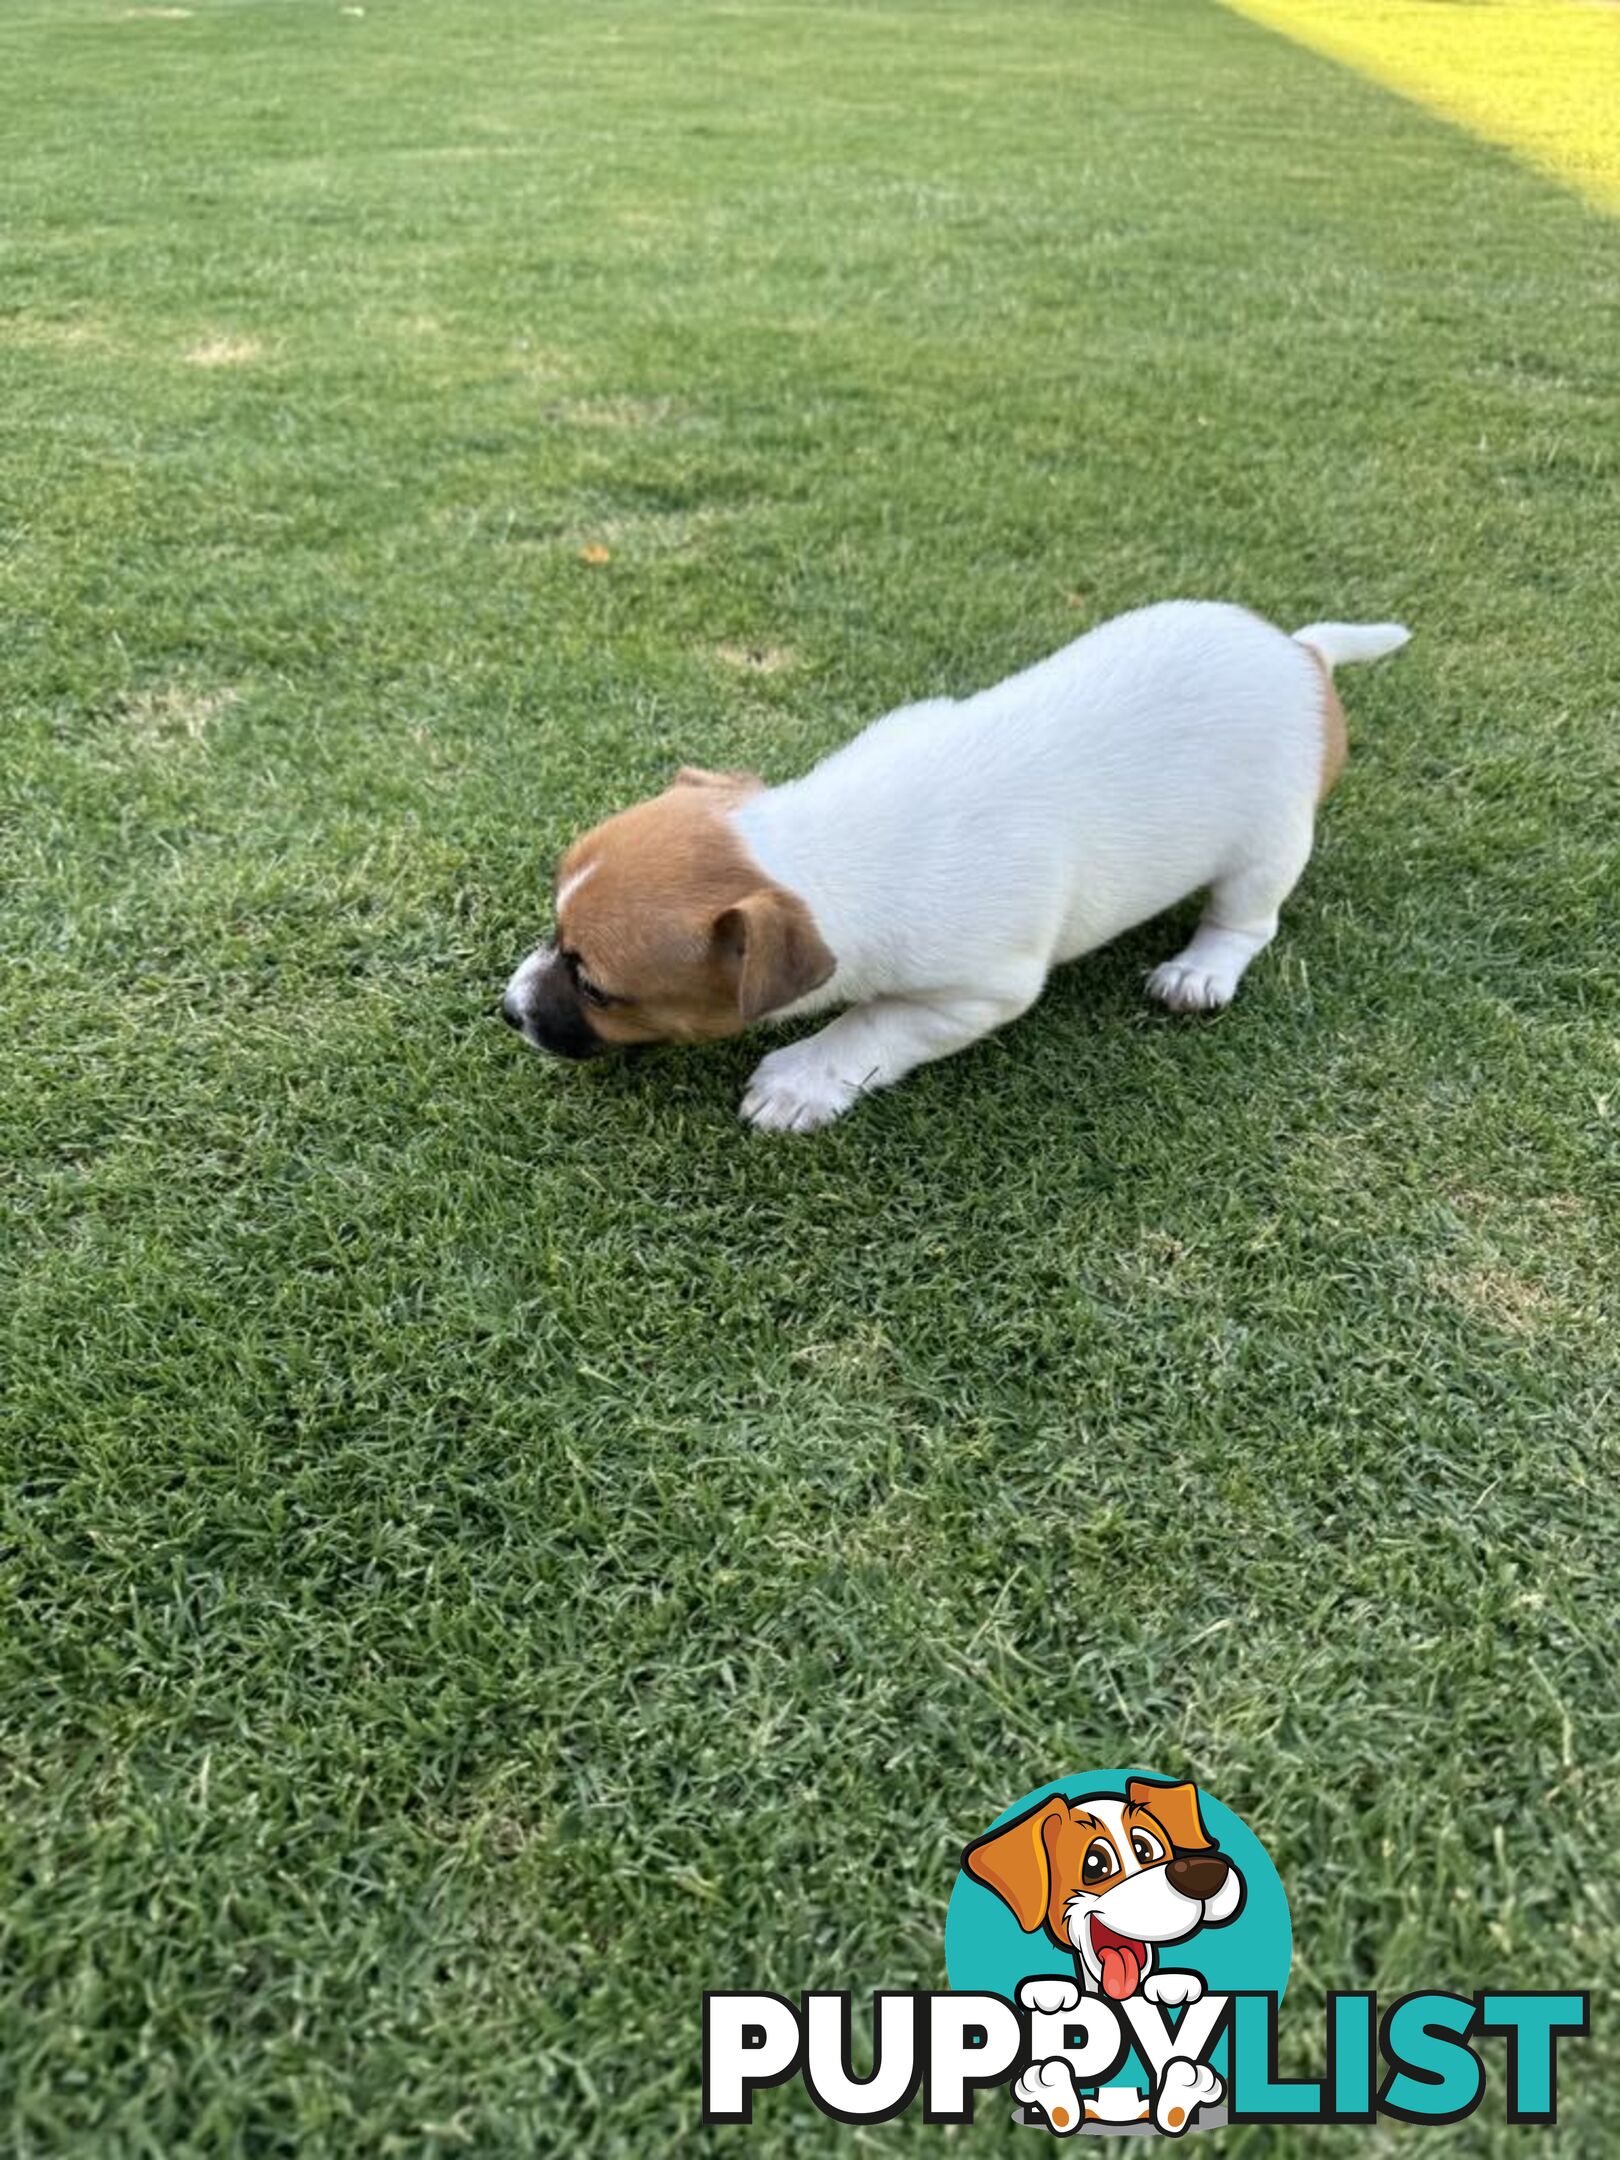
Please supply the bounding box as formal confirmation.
[1293,621,1412,670]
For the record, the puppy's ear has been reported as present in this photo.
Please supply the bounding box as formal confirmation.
[1128,1778,1214,1853]
[962,1798,1068,1933]
[714,888,835,1023]
[673,764,761,792]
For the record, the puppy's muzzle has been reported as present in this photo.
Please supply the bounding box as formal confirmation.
[501,951,605,1062]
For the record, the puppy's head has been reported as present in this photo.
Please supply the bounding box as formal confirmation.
[961,1779,1245,2000]
[502,767,835,1059]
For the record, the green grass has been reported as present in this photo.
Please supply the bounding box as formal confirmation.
[2,0,1617,2151]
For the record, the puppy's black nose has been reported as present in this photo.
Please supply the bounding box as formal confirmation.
[1166,1853,1229,1902]
[500,999,524,1030]
[534,1013,603,1061]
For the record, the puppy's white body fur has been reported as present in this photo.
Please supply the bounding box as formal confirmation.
[729,601,1408,1130]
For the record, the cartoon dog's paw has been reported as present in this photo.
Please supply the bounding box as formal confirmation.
[739,1043,864,1134]
[1014,2057,1085,2135]
[1154,2057,1222,2136]
[1017,1976,1082,2017]
[1143,1970,1204,2007]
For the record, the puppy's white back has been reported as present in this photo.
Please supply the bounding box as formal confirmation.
[736,601,1329,1002]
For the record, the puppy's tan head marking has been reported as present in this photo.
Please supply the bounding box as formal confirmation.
[521,772,833,1054]
[961,1796,1131,1945]
[1125,1778,1213,1856]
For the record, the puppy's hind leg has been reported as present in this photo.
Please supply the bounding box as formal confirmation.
[1147,822,1314,1016]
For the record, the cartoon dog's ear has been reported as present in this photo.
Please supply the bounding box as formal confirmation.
[961,1798,1068,1932]
[1128,1778,1214,1853]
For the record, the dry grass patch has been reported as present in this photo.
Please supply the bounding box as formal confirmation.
[183,335,262,368]
[553,395,675,431]
[714,641,795,675]
[118,683,239,749]
[1434,1264,1562,1338]
[0,317,120,356]
[1452,1186,1588,1226]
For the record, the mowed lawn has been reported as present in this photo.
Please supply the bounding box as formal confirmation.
[2,0,1617,2151]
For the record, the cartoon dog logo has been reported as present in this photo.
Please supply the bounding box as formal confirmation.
[962,1778,1245,2134]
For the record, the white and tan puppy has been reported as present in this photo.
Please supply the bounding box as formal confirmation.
[502,602,1409,1130]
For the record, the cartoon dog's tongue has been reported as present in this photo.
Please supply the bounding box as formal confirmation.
[1091,1920,1147,2000]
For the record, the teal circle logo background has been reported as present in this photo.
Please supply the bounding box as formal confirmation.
[945,1770,1291,2039]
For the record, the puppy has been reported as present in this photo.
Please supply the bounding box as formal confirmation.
[503,602,1409,1130]
[961,1778,1245,2002]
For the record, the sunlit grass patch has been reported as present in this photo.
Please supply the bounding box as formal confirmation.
[1224,0,1620,212]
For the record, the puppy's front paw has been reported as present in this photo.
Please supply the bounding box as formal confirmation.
[1154,2057,1222,2136]
[739,1043,866,1134]
[1014,2057,1085,2135]
[1017,1976,1082,2017]
[1142,1970,1204,2007]
[1146,959,1237,1014]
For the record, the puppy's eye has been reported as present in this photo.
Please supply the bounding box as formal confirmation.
[562,950,616,1009]
[1081,1839,1117,1885]
[1130,1829,1165,1866]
